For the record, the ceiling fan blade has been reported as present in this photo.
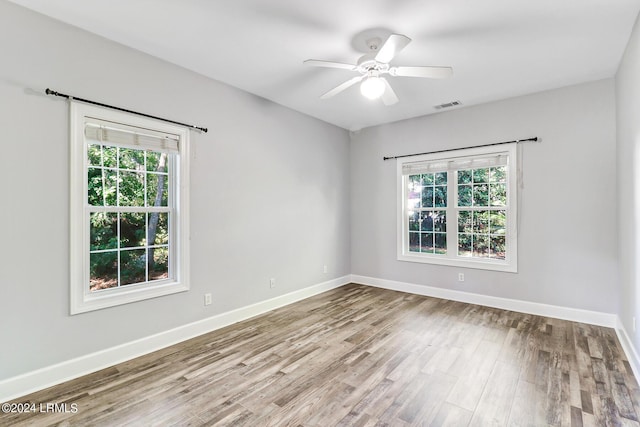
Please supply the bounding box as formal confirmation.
[320,75,365,99]
[380,78,399,106]
[390,66,453,79]
[304,59,357,71]
[375,34,411,64]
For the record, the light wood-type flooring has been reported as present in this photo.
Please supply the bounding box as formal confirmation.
[3,284,639,426]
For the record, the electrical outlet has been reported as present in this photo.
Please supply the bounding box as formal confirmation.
[323,265,328,274]
[204,293,212,306]
[270,278,276,288]
[458,273,465,282]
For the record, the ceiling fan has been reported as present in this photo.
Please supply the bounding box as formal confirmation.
[304,33,453,106]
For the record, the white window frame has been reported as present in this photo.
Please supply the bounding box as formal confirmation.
[70,102,190,314]
[397,143,518,272]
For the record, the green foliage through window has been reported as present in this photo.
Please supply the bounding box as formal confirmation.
[456,166,507,260]
[88,143,170,291]
[406,166,508,260]
[408,173,448,255]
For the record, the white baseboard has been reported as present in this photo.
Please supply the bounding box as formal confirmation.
[615,318,640,381]
[0,275,350,402]
[351,275,618,328]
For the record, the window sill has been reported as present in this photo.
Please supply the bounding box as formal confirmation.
[397,253,517,273]
[70,280,188,315]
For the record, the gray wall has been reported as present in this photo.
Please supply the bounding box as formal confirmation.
[0,1,351,380]
[616,13,640,353]
[350,79,619,313]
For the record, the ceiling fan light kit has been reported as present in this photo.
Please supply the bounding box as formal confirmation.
[360,74,385,100]
[304,32,453,106]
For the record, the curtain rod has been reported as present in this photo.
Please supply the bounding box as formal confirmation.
[382,137,538,161]
[45,88,208,133]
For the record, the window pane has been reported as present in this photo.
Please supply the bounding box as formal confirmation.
[147,151,168,173]
[408,175,421,206]
[473,183,489,206]
[473,235,490,257]
[458,170,472,184]
[103,145,117,168]
[421,233,434,253]
[149,246,169,281]
[490,166,506,183]
[434,211,447,232]
[409,232,420,252]
[434,233,446,254]
[421,212,434,231]
[408,193,420,209]
[458,211,472,233]
[104,170,117,206]
[120,212,146,248]
[422,187,434,208]
[147,173,168,207]
[421,173,434,185]
[434,186,447,207]
[90,212,117,251]
[149,213,169,245]
[490,236,506,260]
[119,147,144,170]
[458,185,472,207]
[87,167,102,206]
[90,251,118,291]
[474,211,489,233]
[489,210,506,234]
[121,249,147,286]
[458,234,472,256]
[473,168,489,183]
[435,172,447,185]
[88,144,101,166]
[490,183,507,206]
[147,151,159,172]
[408,175,420,186]
[408,211,420,231]
[119,171,145,206]
[88,168,117,206]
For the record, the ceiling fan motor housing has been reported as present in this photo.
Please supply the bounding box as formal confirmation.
[357,53,389,74]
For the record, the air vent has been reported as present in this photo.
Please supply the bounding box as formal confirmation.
[434,100,462,110]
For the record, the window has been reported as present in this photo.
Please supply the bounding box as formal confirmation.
[70,102,190,314]
[397,144,517,272]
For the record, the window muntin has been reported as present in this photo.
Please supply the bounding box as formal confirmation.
[87,144,171,291]
[70,103,190,314]
[407,172,447,255]
[397,144,517,272]
[457,166,507,260]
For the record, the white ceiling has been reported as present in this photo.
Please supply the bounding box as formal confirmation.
[9,0,640,131]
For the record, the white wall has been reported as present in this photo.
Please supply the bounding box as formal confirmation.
[0,1,351,380]
[350,79,618,313]
[616,13,640,355]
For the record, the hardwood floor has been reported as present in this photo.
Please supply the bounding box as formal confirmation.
[3,284,639,426]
